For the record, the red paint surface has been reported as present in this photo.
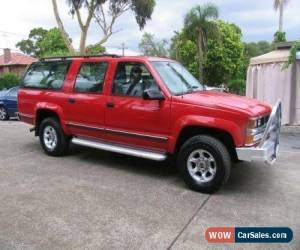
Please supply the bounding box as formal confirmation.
[18,56,271,153]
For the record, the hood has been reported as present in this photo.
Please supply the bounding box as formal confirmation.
[178,91,271,117]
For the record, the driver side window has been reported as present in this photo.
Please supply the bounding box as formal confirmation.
[112,62,159,97]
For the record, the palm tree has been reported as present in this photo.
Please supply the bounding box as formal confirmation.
[274,0,290,32]
[184,3,219,83]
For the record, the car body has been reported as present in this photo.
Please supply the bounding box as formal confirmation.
[0,87,19,120]
[18,55,281,193]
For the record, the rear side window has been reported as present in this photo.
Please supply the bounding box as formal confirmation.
[74,62,108,93]
[22,61,70,90]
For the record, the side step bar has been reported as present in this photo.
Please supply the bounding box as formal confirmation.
[71,137,167,161]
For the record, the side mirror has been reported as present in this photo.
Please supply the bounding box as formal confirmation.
[143,89,165,101]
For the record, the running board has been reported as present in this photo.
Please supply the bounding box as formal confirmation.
[71,137,167,161]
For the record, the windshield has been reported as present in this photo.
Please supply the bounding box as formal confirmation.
[152,61,204,95]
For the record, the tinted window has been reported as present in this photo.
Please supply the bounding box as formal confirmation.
[22,62,70,90]
[74,62,108,93]
[113,62,159,97]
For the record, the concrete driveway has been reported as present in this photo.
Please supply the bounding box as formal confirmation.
[0,121,299,249]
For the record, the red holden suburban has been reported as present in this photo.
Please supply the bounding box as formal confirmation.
[18,55,281,193]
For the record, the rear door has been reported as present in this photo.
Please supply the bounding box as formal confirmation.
[65,60,109,138]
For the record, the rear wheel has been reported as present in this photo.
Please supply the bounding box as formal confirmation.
[0,107,9,121]
[39,117,69,156]
[177,135,231,193]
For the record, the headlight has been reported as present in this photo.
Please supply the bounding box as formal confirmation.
[245,116,269,146]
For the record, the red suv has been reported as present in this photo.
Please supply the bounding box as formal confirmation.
[18,55,281,193]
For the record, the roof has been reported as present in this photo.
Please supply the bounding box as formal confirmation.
[250,49,300,65]
[250,50,289,65]
[39,55,175,63]
[0,52,37,66]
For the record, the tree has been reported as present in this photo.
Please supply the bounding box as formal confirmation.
[184,3,219,82]
[170,31,199,78]
[204,20,244,85]
[52,0,156,55]
[16,28,69,58]
[16,28,48,56]
[244,41,273,58]
[274,0,290,32]
[139,33,168,57]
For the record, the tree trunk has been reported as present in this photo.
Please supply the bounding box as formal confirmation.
[197,32,204,83]
[51,0,76,55]
[79,29,87,54]
[279,3,283,32]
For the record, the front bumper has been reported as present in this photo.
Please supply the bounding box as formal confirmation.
[236,101,282,165]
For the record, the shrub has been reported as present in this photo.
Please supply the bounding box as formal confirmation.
[228,79,246,95]
[274,31,287,43]
[0,73,21,90]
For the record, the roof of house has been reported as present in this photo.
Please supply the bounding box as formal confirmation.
[0,52,37,66]
[250,50,300,65]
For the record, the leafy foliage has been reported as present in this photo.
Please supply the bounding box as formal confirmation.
[244,41,273,58]
[139,33,169,57]
[274,31,287,43]
[283,39,300,69]
[16,28,69,58]
[85,44,106,55]
[170,31,199,78]
[67,0,155,30]
[228,79,246,95]
[59,0,155,54]
[131,0,156,30]
[0,73,20,90]
[170,19,249,94]
[16,28,48,56]
[183,3,219,82]
[204,21,244,85]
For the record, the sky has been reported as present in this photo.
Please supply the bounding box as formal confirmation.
[0,0,299,55]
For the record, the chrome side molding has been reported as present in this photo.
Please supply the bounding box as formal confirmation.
[71,137,167,161]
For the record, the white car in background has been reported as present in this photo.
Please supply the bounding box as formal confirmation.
[205,84,227,92]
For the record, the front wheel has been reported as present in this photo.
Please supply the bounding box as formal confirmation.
[0,107,9,121]
[177,135,231,194]
[39,117,69,156]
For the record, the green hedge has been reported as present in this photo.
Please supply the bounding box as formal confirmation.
[228,79,246,95]
[0,73,21,90]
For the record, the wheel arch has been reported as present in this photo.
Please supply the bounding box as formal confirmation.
[175,125,238,162]
[0,104,9,120]
[35,106,67,136]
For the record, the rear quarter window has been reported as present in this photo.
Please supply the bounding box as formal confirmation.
[22,61,70,90]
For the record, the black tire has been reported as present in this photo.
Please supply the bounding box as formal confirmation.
[39,117,69,156]
[0,106,9,121]
[177,135,231,194]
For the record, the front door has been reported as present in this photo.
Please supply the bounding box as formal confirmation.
[105,61,170,151]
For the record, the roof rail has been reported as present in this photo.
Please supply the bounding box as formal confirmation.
[40,54,120,61]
